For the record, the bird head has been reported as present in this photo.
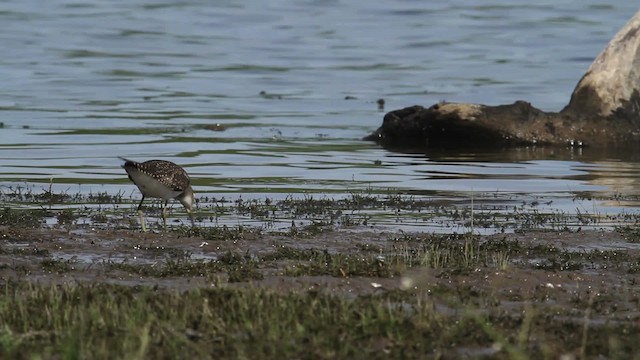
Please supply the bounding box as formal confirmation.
[177,186,194,213]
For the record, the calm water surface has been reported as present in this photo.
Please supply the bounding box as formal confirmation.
[1,1,639,231]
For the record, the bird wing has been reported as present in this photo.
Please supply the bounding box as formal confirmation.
[122,159,190,192]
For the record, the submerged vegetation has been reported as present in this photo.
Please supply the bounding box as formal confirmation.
[2,183,640,233]
[0,185,638,358]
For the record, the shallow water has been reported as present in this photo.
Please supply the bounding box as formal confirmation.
[1,0,639,232]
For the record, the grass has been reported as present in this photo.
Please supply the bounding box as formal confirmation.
[0,207,47,227]
[280,250,396,278]
[0,282,637,359]
[40,258,74,273]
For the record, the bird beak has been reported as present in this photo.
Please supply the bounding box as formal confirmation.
[187,209,195,227]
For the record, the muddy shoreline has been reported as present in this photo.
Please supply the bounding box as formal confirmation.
[1,196,639,358]
[3,223,639,313]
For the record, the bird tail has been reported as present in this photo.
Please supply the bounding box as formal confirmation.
[118,156,137,169]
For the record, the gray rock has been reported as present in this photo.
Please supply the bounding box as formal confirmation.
[563,11,640,120]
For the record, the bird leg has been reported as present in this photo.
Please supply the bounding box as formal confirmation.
[137,196,147,232]
[138,195,147,232]
[187,209,195,227]
[162,200,168,230]
[138,210,147,233]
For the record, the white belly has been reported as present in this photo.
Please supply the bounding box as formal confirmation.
[129,171,181,200]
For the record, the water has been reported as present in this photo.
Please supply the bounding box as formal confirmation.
[1,1,639,231]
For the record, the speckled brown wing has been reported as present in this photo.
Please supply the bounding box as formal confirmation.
[120,158,190,192]
[136,160,190,192]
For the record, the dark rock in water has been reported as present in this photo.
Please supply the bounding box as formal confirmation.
[365,11,640,149]
[364,102,570,148]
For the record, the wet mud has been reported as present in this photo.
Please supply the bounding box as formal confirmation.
[2,223,639,322]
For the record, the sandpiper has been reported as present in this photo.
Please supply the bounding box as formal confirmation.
[120,157,194,231]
